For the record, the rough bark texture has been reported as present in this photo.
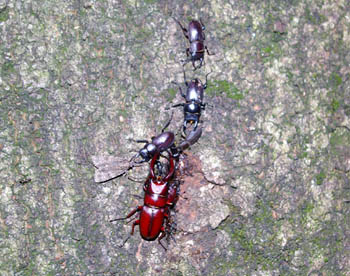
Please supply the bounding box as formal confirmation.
[0,0,349,275]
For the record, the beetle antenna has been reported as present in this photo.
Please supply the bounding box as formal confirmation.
[129,152,140,163]
[161,110,174,132]
[118,235,131,248]
[110,217,127,222]
[199,17,205,30]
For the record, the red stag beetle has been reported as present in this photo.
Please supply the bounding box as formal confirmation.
[108,128,203,249]
[110,151,179,250]
[172,17,214,70]
[171,69,210,135]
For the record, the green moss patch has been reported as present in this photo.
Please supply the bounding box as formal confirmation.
[206,80,245,101]
[0,7,9,22]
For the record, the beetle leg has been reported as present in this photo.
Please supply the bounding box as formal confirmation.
[167,221,177,244]
[161,110,174,132]
[130,219,140,235]
[172,17,189,39]
[168,232,177,244]
[192,59,197,71]
[128,138,148,144]
[171,103,184,108]
[132,158,147,164]
[182,29,189,40]
[158,211,170,250]
[119,235,131,248]
[182,67,189,87]
[199,17,205,30]
[110,206,142,222]
[200,57,204,68]
[182,59,190,67]
[158,228,167,251]
[205,46,215,56]
[179,87,185,98]
[182,54,191,67]
[204,71,211,89]
[167,194,179,207]
[131,194,143,200]
[193,57,204,71]
[172,81,185,98]
[129,152,140,163]
[135,139,149,143]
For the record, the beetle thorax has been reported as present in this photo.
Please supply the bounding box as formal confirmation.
[146,143,157,155]
[185,102,201,113]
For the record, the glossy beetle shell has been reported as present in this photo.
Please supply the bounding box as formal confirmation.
[188,20,205,42]
[187,80,204,102]
[189,41,204,57]
[184,102,201,114]
[139,206,166,240]
[152,131,175,151]
[138,153,176,240]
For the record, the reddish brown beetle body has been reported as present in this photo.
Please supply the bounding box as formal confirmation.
[188,21,205,42]
[173,17,214,70]
[113,152,178,249]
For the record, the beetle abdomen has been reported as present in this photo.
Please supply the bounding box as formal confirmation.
[139,206,165,240]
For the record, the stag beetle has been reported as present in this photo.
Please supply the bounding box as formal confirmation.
[130,113,176,164]
[111,152,179,250]
[171,70,210,134]
[131,110,204,163]
[173,17,214,70]
[132,131,176,163]
[131,128,204,163]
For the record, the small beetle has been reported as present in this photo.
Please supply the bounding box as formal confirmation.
[173,17,214,70]
[132,131,176,163]
[172,70,210,134]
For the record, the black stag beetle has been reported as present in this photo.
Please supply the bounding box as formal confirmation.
[92,114,202,183]
[130,116,176,164]
[131,117,203,165]
[171,69,210,135]
[172,17,214,70]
